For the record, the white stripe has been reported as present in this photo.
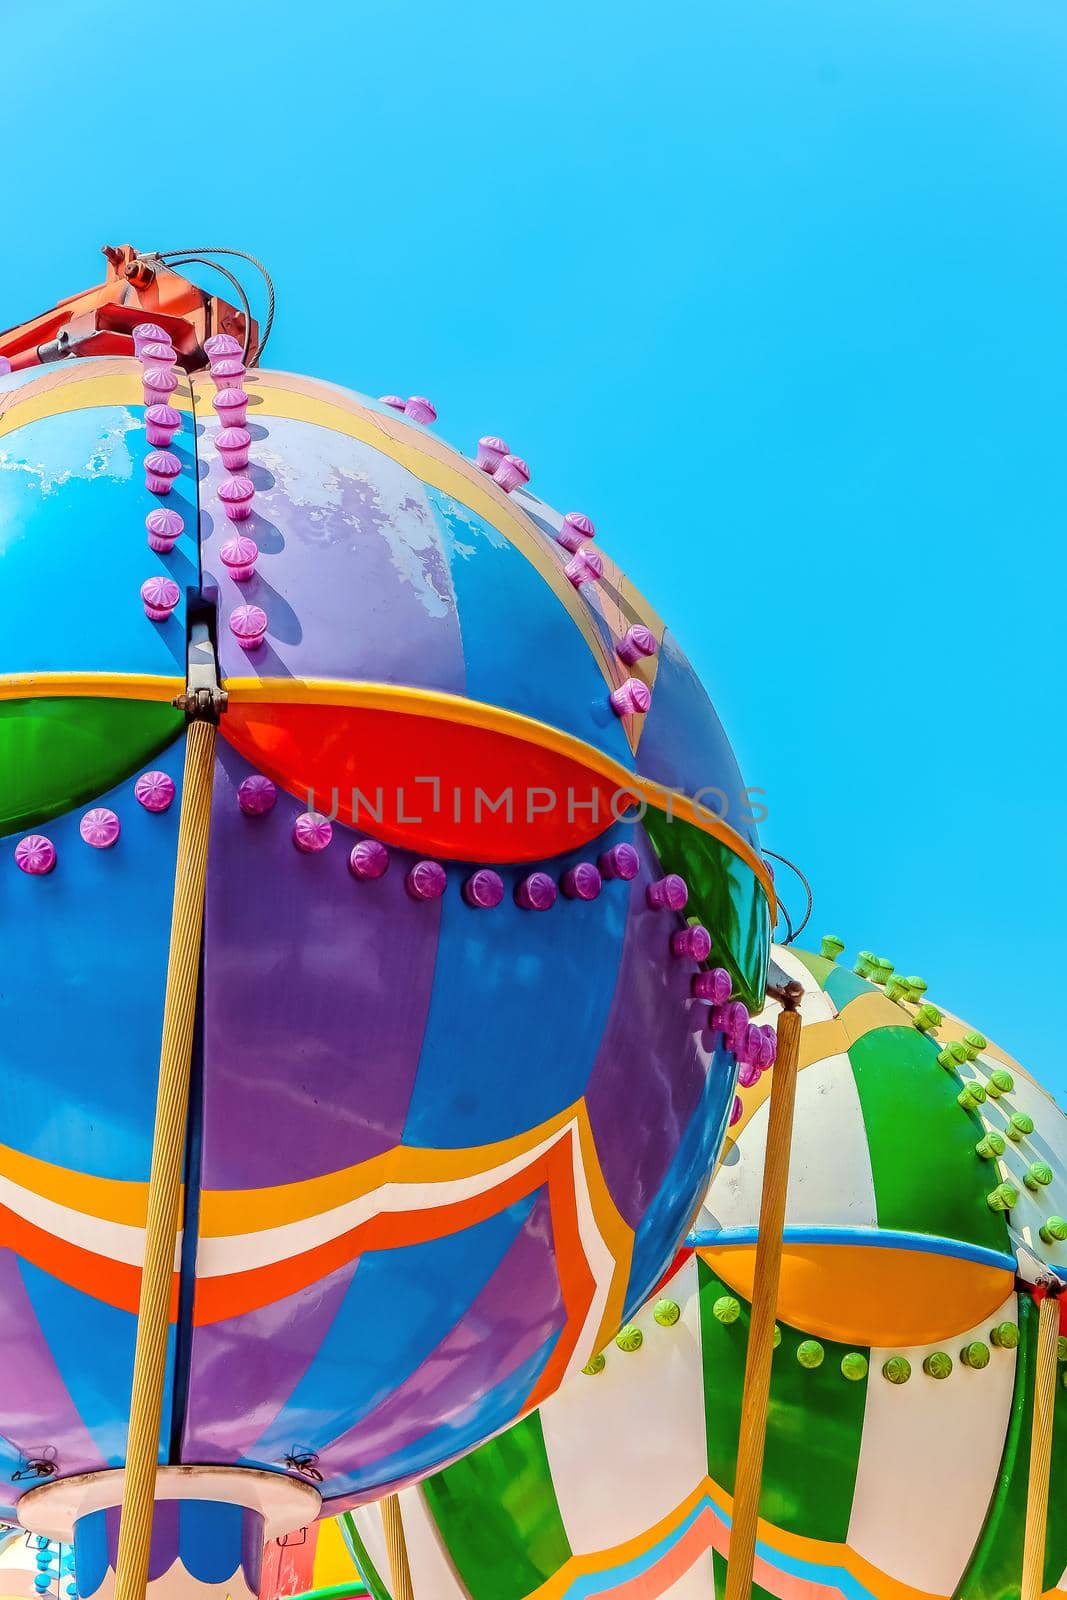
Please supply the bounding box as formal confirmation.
[0,1172,152,1267]
[0,1173,185,1268]
[350,1506,392,1596]
[197,1116,609,1277]
[658,1551,717,1600]
[542,1258,706,1557]
[761,945,838,1025]
[561,1124,622,1380]
[405,1489,468,1600]
[701,1051,876,1233]
[847,1293,1019,1592]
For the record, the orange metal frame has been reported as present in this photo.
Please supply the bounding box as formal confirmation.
[0,244,259,372]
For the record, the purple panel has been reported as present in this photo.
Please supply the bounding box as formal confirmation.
[583,825,711,1228]
[199,414,466,692]
[146,1501,181,1582]
[0,1252,104,1481]
[200,744,441,1188]
[182,1257,358,1463]
[315,1190,563,1484]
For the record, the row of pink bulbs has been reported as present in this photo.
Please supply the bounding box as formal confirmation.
[135,322,188,626]
[202,332,268,651]
[12,771,176,876]
[136,328,267,650]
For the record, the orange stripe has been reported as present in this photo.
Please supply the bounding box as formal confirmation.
[193,1144,589,1325]
[524,1134,596,1408]
[0,1203,179,1319]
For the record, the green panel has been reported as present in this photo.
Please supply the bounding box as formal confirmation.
[847,1024,1012,1254]
[784,947,835,989]
[0,697,184,836]
[642,811,769,1012]
[338,1514,392,1600]
[699,1259,868,1541]
[700,1255,747,1495]
[422,1410,571,1600]
[954,1292,1030,1600]
[713,1546,777,1600]
[1049,1320,1067,1588]
[956,1294,1067,1600]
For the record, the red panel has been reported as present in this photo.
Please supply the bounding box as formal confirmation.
[222,702,637,861]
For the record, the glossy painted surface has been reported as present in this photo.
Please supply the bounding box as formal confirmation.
[0,362,195,681]
[343,945,1067,1600]
[74,1501,261,1600]
[1,356,763,1518]
[185,746,738,1503]
[0,742,186,1519]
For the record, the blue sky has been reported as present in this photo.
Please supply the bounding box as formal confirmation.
[3,0,1064,1090]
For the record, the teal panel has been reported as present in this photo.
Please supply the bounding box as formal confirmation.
[824,965,876,1010]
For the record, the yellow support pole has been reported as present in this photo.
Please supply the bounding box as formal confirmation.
[114,719,217,1600]
[724,985,804,1600]
[381,1495,415,1600]
[1021,1291,1060,1600]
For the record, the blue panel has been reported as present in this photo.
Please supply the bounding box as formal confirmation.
[0,406,195,678]
[18,1262,176,1468]
[247,1193,538,1462]
[515,498,634,670]
[825,966,876,1010]
[0,739,184,1179]
[637,630,759,847]
[73,1509,109,1599]
[429,488,634,768]
[180,1501,246,1584]
[625,1037,738,1312]
[326,1333,559,1503]
[402,827,632,1149]
[201,416,465,694]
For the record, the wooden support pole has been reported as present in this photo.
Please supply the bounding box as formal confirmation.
[723,983,804,1600]
[381,1495,415,1600]
[1021,1291,1060,1600]
[114,720,217,1600]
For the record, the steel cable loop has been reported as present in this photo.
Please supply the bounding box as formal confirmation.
[156,247,275,365]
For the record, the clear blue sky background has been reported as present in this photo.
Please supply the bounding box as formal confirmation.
[3,0,1064,1089]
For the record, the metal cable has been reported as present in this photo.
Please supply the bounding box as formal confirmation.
[161,256,254,365]
[156,247,275,365]
[761,849,813,944]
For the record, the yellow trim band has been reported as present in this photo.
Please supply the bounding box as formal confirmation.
[0,669,774,905]
[0,367,194,442]
[0,671,183,703]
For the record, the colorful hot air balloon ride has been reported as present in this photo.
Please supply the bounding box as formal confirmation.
[343,940,1067,1600]
[0,247,774,1600]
